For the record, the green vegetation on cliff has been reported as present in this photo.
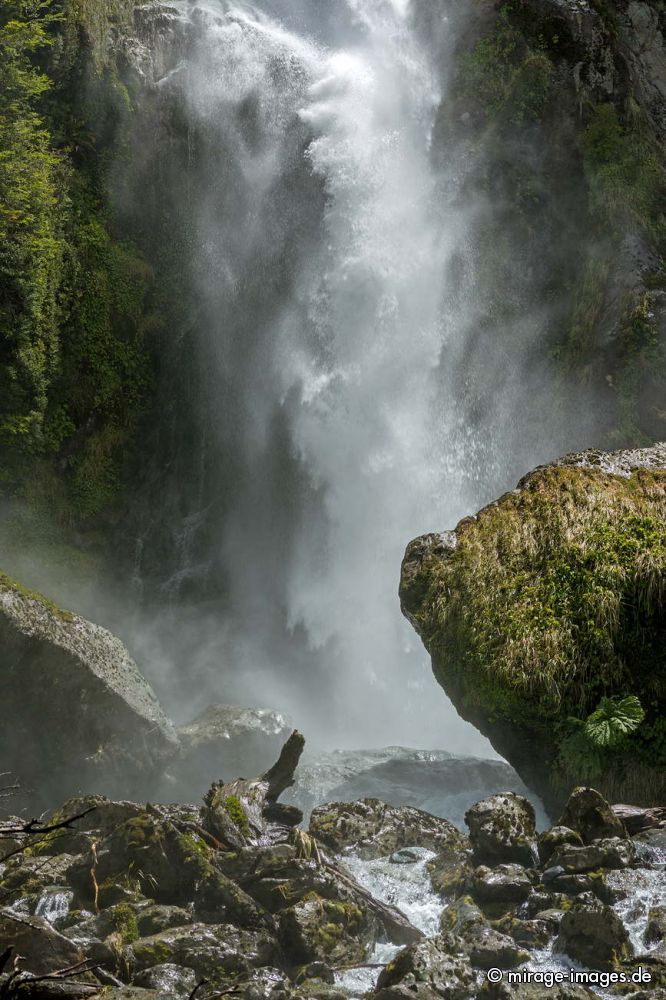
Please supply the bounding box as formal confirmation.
[401,455,666,806]
[0,0,154,538]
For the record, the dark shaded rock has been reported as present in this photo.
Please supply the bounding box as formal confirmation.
[278,895,374,967]
[428,848,473,899]
[465,794,536,866]
[309,798,468,859]
[646,906,666,947]
[549,836,634,873]
[123,922,280,978]
[135,904,193,936]
[0,578,178,811]
[613,803,666,835]
[374,932,475,999]
[558,787,627,844]
[0,909,88,975]
[537,826,583,865]
[470,864,534,906]
[440,897,528,970]
[554,896,631,970]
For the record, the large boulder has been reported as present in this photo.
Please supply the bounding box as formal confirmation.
[465,794,536,866]
[309,798,468,859]
[0,574,178,810]
[558,787,627,844]
[399,445,666,815]
[554,896,632,970]
[374,932,475,999]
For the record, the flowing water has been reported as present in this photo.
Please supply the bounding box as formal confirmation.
[128,0,495,749]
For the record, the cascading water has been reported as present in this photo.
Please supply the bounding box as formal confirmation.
[128,0,493,750]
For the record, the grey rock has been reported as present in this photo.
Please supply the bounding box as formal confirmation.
[558,787,627,844]
[465,793,537,866]
[133,963,198,997]
[374,932,476,998]
[309,798,468,860]
[554,896,632,970]
[537,826,583,865]
[470,864,534,906]
[0,578,178,810]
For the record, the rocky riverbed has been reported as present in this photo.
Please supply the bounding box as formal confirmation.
[1,734,665,1000]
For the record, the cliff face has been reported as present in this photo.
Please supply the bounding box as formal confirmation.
[400,444,666,816]
[436,0,665,469]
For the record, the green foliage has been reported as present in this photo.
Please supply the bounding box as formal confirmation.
[0,0,155,530]
[458,6,553,125]
[584,695,645,747]
[582,104,665,241]
[0,0,65,451]
[110,902,139,944]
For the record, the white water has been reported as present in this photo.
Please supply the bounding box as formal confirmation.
[145,0,490,750]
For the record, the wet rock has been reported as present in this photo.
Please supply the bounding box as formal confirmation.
[470,864,534,906]
[374,932,476,999]
[558,787,627,844]
[136,904,193,936]
[497,915,553,949]
[554,895,631,970]
[278,895,375,967]
[537,826,583,865]
[612,804,666,835]
[548,836,634,873]
[165,704,293,801]
[646,906,666,947]
[0,577,178,811]
[428,848,473,899]
[0,909,88,975]
[124,922,280,978]
[440,898,528,970]
[309,798,467,859]
[1,852,77,899]
[67,813,267,927]
[132,962,198,996]
[465,794,536,866]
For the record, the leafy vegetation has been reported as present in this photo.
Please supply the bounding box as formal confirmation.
[0,0,155,538]
[458,5,553,125]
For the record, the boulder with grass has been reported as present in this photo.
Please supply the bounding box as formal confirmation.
[400,445,666,815]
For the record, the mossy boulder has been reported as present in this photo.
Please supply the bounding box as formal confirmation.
[309,798,468,860]
[400,445,666,815]
[554,896,631,970]
[0,575,178,810]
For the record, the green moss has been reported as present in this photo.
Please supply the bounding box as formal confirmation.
[581,104,665,243]
[110,902,139,944]
[457,5,553,125]
[224,795,250,838]
[407,463,666,799]
[0,569,73,621]
[130,938,172,965]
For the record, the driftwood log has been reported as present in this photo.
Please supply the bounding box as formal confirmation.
[612,803,666,835]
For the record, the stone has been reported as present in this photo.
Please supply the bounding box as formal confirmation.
[278,895,375,967]
[428,848,473,899]
[548,836,634,873]
[465,794,537,866]
[0,577,178,811]
[123,922,280,978]
[440,900,528,970]
[309,798,468,860]
[0,909,88,975]
[537,826,583,865]
[470,864,534,906]
[558,788,627,844]
[374,932,476,999]
[646,906,666,947]
[132,963,198,996]
[554,896,632,970]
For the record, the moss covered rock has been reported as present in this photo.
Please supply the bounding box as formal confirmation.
[400,444,666,815]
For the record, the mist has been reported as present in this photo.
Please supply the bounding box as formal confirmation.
[2,0,609,757]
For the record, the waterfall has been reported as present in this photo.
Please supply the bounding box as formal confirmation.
[130,0,494,752]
